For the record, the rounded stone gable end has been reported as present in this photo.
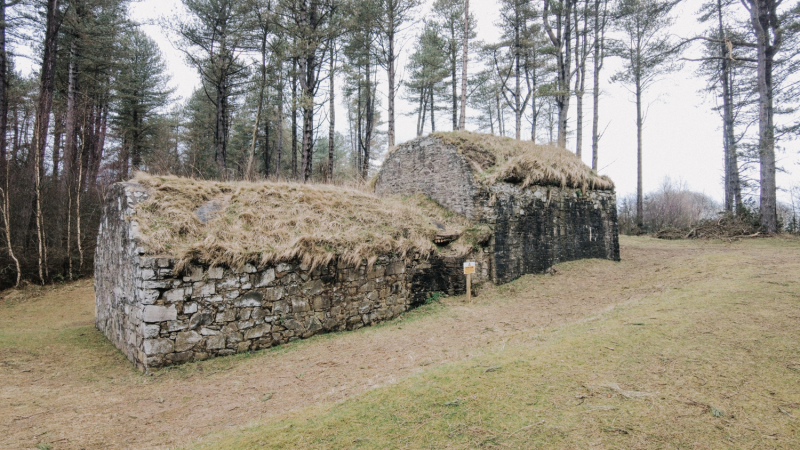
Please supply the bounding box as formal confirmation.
[374,136,478,220]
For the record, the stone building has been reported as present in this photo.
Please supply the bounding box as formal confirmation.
[374,132,620,284]
[95,180,483,372]
[96,132,619,372]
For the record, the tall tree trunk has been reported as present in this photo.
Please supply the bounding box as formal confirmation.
[356,75,362,174]
[746,0,779,232]
[301,102,313,182]
[0,184,19,286]
[63,43,77,182]
[30,0,61,284]
[361,59,373,180]
[215,79,228,178]
[718,0,741,212]
[66,182,72,279]
[458,0,469,130]
[76,138,84,270]
[496,90,503,136]
[88,101,106,191]
[265,109,272,178]
[635,76,643,229]
[327,43,335,182]
[430,85,436,132]
[11,100,18,161]
[130,108,140,171]
[489,102,495,135]
[574,0,588,158]
[387,17,396,146]
[291,58,298,179]
[248,31,269,181]
[416,87,425,136]
[543,0,573,148]
[299,50,316,183]
[0,0,6,167]
[52,114,62,180]
[591,0,605,171]
[530,57,537,142]
[514,25,522,140]
[277,76,284,178]
[450,24,457,130]
[0,0,18,286]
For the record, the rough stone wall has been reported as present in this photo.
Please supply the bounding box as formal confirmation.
[476,184,620,284]
[412,249,491,296]
[95,183,487,371]
[375,136,479,220]
[373,136,620,285]
[95,182,152,371]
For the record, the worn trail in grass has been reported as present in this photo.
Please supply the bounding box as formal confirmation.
[1,237,798,449]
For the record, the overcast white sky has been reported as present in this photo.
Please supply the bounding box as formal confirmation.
[128,0,798,204]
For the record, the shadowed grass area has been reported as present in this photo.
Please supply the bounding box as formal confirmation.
[191,238,800,449]
[0,280,133,378]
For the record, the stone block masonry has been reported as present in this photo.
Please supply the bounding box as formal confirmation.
[376,137,479,220]
[374,135,620,285]
[477,183,620,284]
[95,183,485,372]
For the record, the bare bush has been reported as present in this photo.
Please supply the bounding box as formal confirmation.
[618,177,720,234]
[781,185,800,234]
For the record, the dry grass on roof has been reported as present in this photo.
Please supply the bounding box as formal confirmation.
[131,173,476,272]
[430,131,615,191]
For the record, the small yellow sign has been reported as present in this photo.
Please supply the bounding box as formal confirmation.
[463,262,476,274]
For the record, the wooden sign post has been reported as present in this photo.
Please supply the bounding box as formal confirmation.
[463,262,475,303]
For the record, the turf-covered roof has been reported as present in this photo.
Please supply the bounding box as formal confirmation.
[130,174,489,271]
[428,131,614,191]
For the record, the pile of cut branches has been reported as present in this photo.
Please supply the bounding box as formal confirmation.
[655,213,761,241]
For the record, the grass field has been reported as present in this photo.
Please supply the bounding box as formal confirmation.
[1,236,798,449]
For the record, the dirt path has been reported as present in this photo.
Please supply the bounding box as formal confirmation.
[0,237,783,449]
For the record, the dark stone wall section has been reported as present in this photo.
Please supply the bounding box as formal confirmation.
[410,251,491,301]
[485,186,619,284]
[373,135,620,286]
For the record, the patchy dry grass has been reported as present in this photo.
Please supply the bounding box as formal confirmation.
[2,237,798,449]
[431,131,615,191]
[132,173,479,271]
[192,237,800,449]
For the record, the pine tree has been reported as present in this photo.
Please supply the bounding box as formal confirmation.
[610,0,681,229]
[174,0,250,177]
[113,29,172,178]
